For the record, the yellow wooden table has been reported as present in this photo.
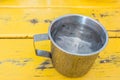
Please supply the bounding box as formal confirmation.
[0,0,120,80]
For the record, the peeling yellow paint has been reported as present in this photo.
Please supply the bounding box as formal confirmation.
[0,0,120,80]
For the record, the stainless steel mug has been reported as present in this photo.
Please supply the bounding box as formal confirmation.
[33,14,108,77]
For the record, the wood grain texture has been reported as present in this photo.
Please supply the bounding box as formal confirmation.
[0,38,120,80]
[0,7,119,38]
[0,0,120,80]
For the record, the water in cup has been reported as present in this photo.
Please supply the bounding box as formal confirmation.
[54,23,103,54]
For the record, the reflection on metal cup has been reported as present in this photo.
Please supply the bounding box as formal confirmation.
[34,14,108,77]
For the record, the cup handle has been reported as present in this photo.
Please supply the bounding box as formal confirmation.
[33,34,51,58]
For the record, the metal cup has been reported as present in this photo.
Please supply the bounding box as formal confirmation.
[33,14,108,77]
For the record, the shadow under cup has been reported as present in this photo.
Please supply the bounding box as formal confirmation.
[50,15,108,55]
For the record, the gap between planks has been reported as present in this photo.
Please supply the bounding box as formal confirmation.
[0,34,120,39]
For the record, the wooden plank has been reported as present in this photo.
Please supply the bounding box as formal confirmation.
[0,38,120,80]
[0,8,119,38]
[0,0,120,79]
[0,0,119,7]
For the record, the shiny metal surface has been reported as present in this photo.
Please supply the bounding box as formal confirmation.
[53,23,103,54]
[51,42,98,77]
[34,34,49,42]
[34,34,51,58]
[49,14,108,56]
[49,14,108,77]
[34,14,108,77]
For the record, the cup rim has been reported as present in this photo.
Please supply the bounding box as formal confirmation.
[48,14,108,56]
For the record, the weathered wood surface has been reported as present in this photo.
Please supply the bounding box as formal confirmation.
[0,0,120,80]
